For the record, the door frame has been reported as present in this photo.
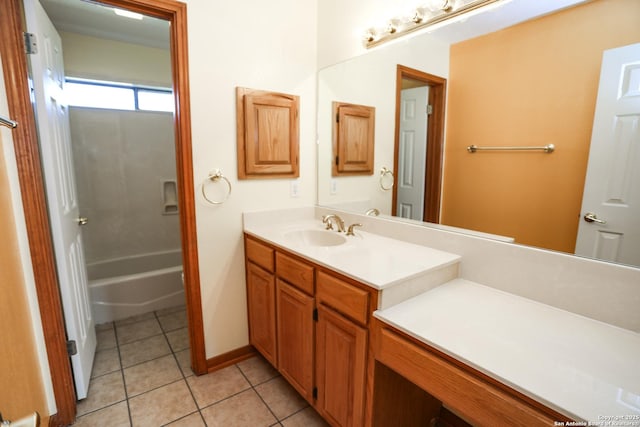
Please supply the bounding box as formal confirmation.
[0,0,205,425]
[392,65,447,223]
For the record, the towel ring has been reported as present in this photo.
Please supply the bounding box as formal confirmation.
[379,167,394,191]
[202,169,232,205]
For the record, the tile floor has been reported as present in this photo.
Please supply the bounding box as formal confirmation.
[75,305,328,427]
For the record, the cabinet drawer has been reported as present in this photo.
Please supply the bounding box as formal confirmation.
[246,236,274,272]
[377,326,563,426]
[276,252,314,295]
[317,271,369,325]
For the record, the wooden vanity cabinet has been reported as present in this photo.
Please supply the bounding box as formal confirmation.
[245,235,377,427]
[245,240,277,367]
[315,271,369,427]
[275,252,315,403]
[371,320,572,426]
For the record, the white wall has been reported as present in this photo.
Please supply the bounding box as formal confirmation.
[184,0,318,358]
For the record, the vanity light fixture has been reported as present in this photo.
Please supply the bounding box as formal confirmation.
[364,0,503,48]
[113,8,144,20]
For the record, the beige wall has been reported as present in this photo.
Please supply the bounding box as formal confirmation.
[60,31,172,87]
[442,0,640,253]
[184,0,318,358]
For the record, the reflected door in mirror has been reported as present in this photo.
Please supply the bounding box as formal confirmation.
[397,86,429,220]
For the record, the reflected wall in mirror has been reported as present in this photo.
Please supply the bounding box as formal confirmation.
[317,0,640,268]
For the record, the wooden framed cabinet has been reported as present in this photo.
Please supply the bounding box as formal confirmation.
[315,271,369,427]
[245,241,277,366]
[316,304,367,427]
[244,234,378,427]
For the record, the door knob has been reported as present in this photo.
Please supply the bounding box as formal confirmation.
[583,212,606,224]
[77,216,89,226]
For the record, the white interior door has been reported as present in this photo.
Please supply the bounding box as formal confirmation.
[397,86,428,220]
[575,43,640,267]
[24,0,96,399]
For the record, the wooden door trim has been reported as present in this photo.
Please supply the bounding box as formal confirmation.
[0,1,205,425]
[392,65,447,223]
[0,2,76,424]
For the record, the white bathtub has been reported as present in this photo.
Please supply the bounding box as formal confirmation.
[87,250,185,324]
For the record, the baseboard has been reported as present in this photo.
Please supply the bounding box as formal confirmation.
[206,345,256,373]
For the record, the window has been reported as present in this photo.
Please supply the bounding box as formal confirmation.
[65,78,174,112]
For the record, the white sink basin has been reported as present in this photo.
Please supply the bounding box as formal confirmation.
[284,229,347,247]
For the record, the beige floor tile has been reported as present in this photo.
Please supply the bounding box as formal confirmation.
[96,328,117,351]
[77,371,126,416]
[165,412,205,426]
[186,365,250,408]
[115,311,156,327]
[116,318,162,345]
[237,355,279,386]
[124,354,182,397]
[120,334,171,368]
[158,309,188,332]
[166,327,190,352]
[155,304,186,317]
[129,380,197,427]
[255,377,308,420]
[281,407,329,427]
[200,389,276,427]
[175,349,194,378]
[96,321,114,332]
[92,347,121,378]
[74,401,130,427]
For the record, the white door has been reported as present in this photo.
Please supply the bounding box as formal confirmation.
[24,0,96,399]
[575,43,640,267]
[397,86,429,220]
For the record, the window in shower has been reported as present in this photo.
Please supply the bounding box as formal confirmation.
[65,78,174,112]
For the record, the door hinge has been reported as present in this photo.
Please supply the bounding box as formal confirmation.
[313,308,318,322]
[426,104,433,115]
[66,340,77,356]
[312,386,318,400]
[335,156,339,166]
[24,32,37,55]
[336,113,339,123]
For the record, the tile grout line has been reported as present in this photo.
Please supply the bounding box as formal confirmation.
[236,364,284,424]
[113,320,135,427]
[155,309,207,426]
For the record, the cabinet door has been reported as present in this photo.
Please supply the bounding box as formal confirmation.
[276,279,315,402]
[316,304,367,427]
[247,262,277,366]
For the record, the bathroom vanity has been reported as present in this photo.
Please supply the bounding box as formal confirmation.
[243,208,640,427]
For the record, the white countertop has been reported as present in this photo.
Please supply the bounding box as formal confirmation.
[374,279,640,422]
[243,217,460,290]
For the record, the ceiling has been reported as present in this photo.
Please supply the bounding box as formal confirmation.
[39,0,170,49]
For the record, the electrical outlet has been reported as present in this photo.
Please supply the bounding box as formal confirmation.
[330,179,338,195]
[290,179,300,198]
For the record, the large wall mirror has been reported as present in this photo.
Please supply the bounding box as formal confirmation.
[317,0,640,268]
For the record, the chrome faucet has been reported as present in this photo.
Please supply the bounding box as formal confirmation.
[322,214,345,232]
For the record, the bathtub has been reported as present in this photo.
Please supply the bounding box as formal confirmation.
[87,250,185,324]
